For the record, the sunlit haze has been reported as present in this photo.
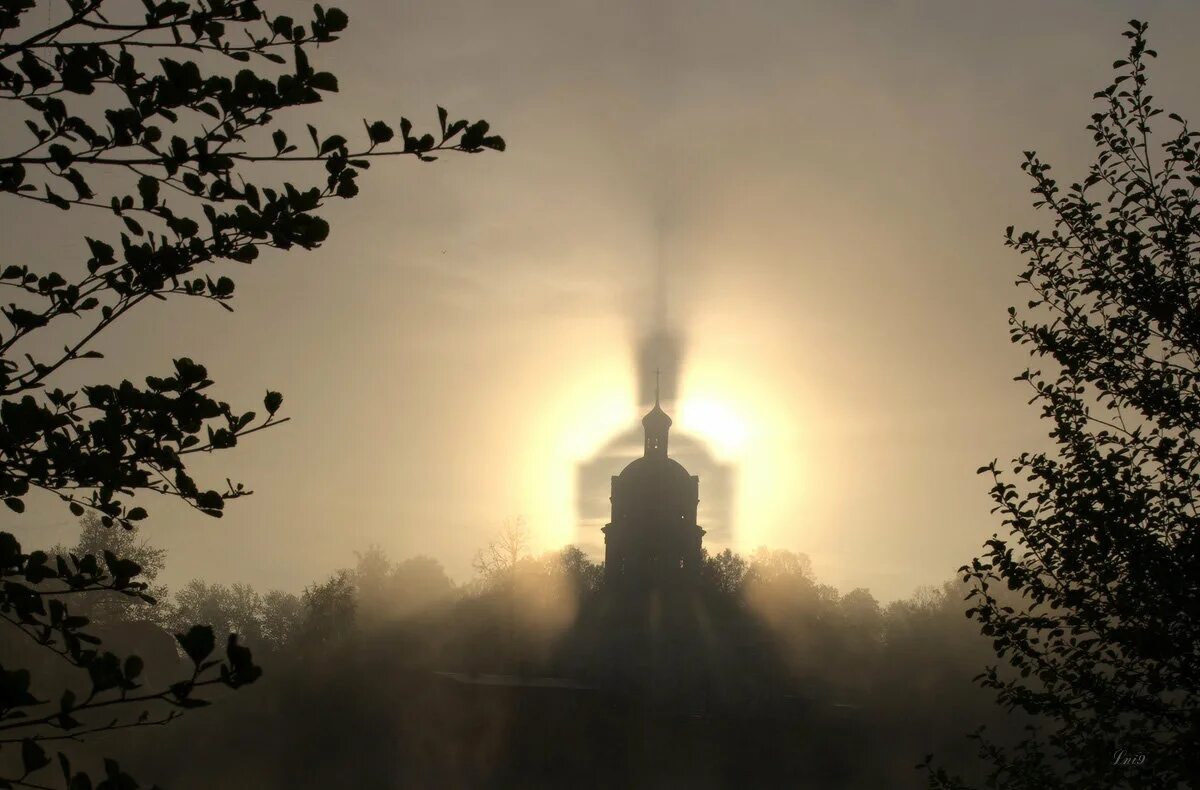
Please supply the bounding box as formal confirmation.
[9,0,1200,606]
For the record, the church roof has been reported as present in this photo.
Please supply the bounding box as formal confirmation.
[617,454,692,484]
[641,402,672,430]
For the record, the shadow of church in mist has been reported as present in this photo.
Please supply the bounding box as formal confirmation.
[420,332,872,787]
[555,357,791,712]
[575,330,735,558]
[409,336,873,788]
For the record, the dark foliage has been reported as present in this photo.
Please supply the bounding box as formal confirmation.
[928,20,1199,790]
[0,0,500,528]
[46,513,170,628]
[0,0,501,785]
[1,529,258,789]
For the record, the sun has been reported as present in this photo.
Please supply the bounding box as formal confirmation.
[677,394,750,460]
[673,356,811,551]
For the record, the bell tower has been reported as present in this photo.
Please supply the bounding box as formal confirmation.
[642,370,671,458]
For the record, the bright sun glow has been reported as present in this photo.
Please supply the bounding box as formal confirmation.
[677,343,812,551]
[522,326,819,556]
[523,339,635,551]
[677,396,750,459]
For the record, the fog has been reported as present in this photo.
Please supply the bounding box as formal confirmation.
[7,0,1200,786]
[9,0,1200,604]
[5,518,1027,789]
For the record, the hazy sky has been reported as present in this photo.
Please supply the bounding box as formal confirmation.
[8,0,1200,603]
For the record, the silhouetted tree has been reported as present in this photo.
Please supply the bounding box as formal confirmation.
[472,517,532,584]
[554,545,603,596]
[742,547,831,640]
[745,546,814,587]
[258,588,303,653]
[387,555,455,613]
[701,547,748,596]
[167,580,266,644]
[296,569,356,651]
[353,545,455,624]
[353,545,393,605]
[0,0,501,784]
[48,513,169,625]
[928,20,1198,790]
[838,588,883,639]
[0,531,259,786]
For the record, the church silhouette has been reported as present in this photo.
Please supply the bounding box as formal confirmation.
[575,329,734,557]
[603,373,705,590]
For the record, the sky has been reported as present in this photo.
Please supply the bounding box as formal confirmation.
[7,0,1200,604]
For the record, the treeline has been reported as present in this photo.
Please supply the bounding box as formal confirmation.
[49,515,979,674]
[12,516,1025,789]
[42,514,461,656]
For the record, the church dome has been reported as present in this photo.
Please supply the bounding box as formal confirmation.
[602,374,704,589]
[641,402,672,431]
[617,454,692,485]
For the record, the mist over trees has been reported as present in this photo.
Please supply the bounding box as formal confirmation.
[47,513,169,627]
[4,514,1011,789]
[2,1,1193,787]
